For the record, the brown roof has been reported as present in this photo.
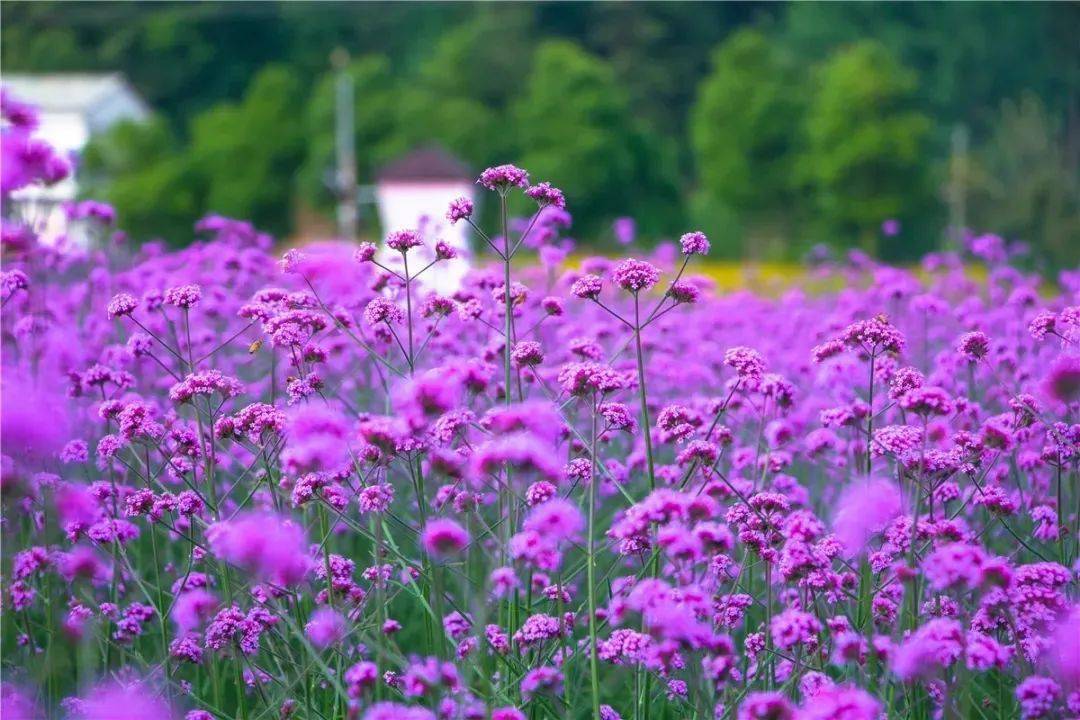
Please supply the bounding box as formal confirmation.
[376,146,472,182]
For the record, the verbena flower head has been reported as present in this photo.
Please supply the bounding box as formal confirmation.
[164,284,202,309]
[890,618,964,680]
[724,346,766,381]
[956,330,990,360]
[421,518,470,558]
[525,182,566,209]
[168,370,244,404]
[478,164,529,192]
[612,259,661,293]
[386,229,422,253]
[74,680,175,720]
[305,606,347,648]
[738,692,795,720]
[363,297,404,326]
[571,274,603,300]
[799,684,880,720]
[679,231,710,256]
[106,293,138,319]
[446,197,474,224]
[832,477,901,556]
[839,316,905,355]
[207,512,310,586]
[1043,355,1080,404]
[667,280,700,304]
[522,498,584,542]
[354,242,377,263]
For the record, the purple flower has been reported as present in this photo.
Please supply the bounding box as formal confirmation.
[738,692,794,720]
[956,330,990,360]
[832,477,902,555]
[679,231,710,256]
[207,512,310,586]
[305,606,347,649]
[354,242,377,263]
[523,498,584,542]
[770,608,821,651]
[421,518,470,558]
[281,402,351,474]
[612,258,661,293]
[73,680,175,720]
[1044,604,1080,688]
[890,618,964,680]
[799,684,881,720]
[881,219,901,237]
[724,346,766,381]
[106,293,138,319]
[1016,676,1061,719]
[520,666,563,700]
[511,341,544,368]
[478,164,529,191]
[363,297,404,326]
[613,217,636,245]
[386,229,422,253]
[446,196,474,224]
[1043,356,1080,404]
[170,589,218,632]
[571,273,604,299]
[667,280,700,304]
[164,284,202,309]
[168,370,244,404]
[525,182,566,209]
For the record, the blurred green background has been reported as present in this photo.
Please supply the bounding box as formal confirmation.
[3,2,1078,267]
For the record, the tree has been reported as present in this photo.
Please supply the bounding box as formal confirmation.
[798,41,931,258]
[690,29,804,258]
[80,118,204,244]
[968,94,1080,270]
[82,66,305,243]
[514,40,681,237]
[782,4,1080,143]
[187,65,306,237]
[298,56,411,213]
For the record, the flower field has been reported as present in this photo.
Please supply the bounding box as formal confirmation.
[2,95,1080,720]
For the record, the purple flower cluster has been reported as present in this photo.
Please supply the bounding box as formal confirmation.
[1,122,1079,720]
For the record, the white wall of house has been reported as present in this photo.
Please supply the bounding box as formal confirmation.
[4,74,149,247]
[375,180,475,293]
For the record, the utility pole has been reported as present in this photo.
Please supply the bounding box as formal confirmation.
[332,47,357,241]
[945,123,968,252]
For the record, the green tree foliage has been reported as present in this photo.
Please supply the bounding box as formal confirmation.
[6,2,1076,264]
[514,40,681,237]
[780,3,1079,147]
[297,56,410,212]
[798,41,932,258]
[81,118,203,244]
[81,66,305,242]
[969,94,1080,270]
[567,3,766,141]
[690,29,803,258]
[187,66,306,237]
[297,10,534,216]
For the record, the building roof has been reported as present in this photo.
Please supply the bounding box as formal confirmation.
[377,146,472,183]
[3,73,149,115]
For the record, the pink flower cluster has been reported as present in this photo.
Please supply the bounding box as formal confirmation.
[2,96,1078,719]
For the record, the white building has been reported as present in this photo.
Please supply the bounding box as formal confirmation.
[375,146,475,292]
[3,73,150,242]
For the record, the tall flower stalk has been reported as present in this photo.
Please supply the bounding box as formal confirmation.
[2,112,1077,720]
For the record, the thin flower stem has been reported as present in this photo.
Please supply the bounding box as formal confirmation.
[633,294,656,491]
[587,396,602,719]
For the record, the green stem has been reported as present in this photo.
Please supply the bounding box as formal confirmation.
[633,294,656,491]
[587,397,602,718]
